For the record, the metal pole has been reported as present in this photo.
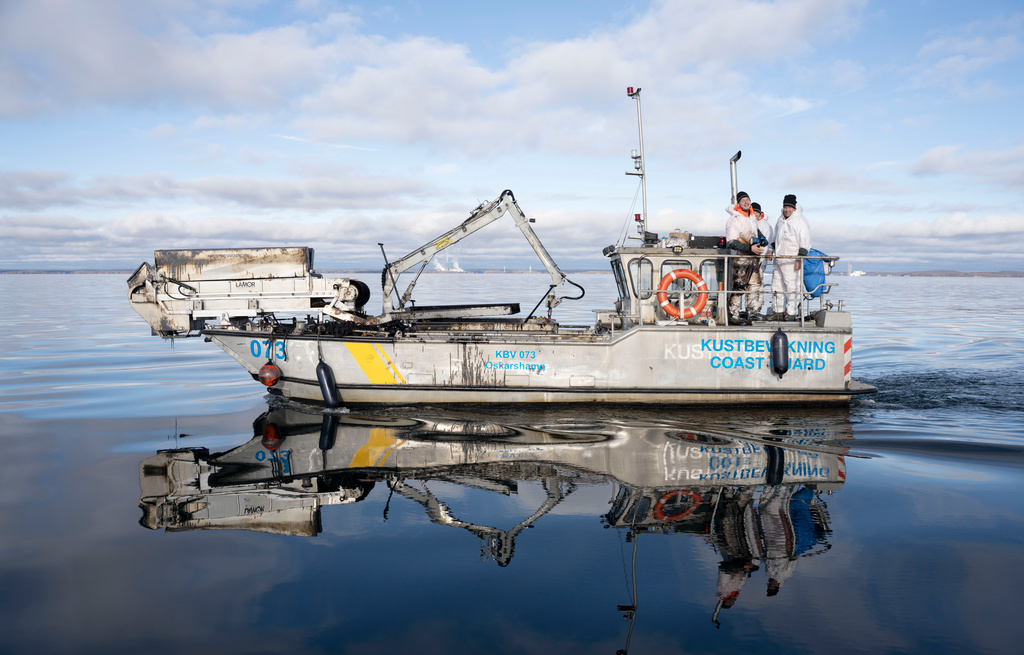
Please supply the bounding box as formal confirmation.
[626,87,647,236]
[729,151,741,205]
[379,242,400,311]
[636,93,647,231]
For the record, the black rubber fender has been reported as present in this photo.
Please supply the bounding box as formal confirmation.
[771,328,789,377]
[765,444,785,486]
[316,360,340,408]
[318,413,339,451]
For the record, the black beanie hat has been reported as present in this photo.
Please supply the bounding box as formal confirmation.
[736,191,750,202]
[751,202,762,213]
[783,194,797,208]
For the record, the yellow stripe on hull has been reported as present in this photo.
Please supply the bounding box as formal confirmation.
[344,342,404,385]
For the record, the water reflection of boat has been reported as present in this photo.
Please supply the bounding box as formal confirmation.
[140,405,848,547]
[139,405,850,646]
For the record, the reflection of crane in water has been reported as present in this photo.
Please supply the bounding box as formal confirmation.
[386,471,577,567]
[615,525,641,655]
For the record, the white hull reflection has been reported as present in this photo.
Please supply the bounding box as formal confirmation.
[140,405,849,549]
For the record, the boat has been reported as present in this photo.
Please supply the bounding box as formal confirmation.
[127,88,875,406]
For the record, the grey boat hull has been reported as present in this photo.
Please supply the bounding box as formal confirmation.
[208,320,869,405]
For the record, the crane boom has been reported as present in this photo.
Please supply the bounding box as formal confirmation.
[381,190,567,318]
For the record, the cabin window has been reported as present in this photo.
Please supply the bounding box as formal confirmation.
[628,258,655,299]
[698,259,724,314]
[659,260,693,287]
[611,259,629,301]
[699,259,721,295]
[658,259,695,304]
[624,495,651,523]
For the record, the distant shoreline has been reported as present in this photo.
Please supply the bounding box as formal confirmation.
[841,271,1024,278]
[2,269,1023,277]
[1,269,607,275]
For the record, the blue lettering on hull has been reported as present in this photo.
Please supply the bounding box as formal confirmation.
[665,337,839,375]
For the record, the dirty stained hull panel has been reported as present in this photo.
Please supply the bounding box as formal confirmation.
[207,324,865,406]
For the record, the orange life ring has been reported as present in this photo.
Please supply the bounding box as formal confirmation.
[656,269,708,319]
[652,489,703,521]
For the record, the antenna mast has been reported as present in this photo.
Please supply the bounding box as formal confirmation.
[626,87,647,240]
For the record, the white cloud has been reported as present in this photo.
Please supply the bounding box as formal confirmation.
[0,170,78,210]
[910,15,1024,99]
[292,0,862,155]
[813,211,1024,267]
[0,0,865,157]
[0,169,431,211]
[3,0,1020,273]
[8,203,1021,272]
[272,133,375,150]
[917,33,1021,61]
[908,145,962,176]
[0,0,348,115]
[767,165,906,195]
[908,143,1024,191]
[0,213,101,243]
[180,174,428,209]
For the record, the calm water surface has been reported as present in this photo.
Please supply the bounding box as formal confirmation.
[1,273,1023,654]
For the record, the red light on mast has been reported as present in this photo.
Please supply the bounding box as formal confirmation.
[634,213,641,222]
[627,87,633,95]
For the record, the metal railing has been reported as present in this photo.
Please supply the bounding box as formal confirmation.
[646,252,840,327]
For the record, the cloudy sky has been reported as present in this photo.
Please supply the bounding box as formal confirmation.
[2,0,1022,272]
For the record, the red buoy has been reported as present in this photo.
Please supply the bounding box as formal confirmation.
[258,362,281,386]
[261,423,283,451]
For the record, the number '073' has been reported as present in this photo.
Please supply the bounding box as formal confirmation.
[249,340,286,360]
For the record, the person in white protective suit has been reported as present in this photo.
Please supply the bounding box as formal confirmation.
[725,191,766,325]
[751,202,774,315]
[770,194,811,320]
[759,484,801,597]
[711,487,762,622]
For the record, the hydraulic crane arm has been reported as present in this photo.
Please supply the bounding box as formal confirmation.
[381,190,567,316]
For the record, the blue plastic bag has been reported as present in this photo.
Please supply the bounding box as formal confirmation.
[789,487,823,557]
[803,249,828,298]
